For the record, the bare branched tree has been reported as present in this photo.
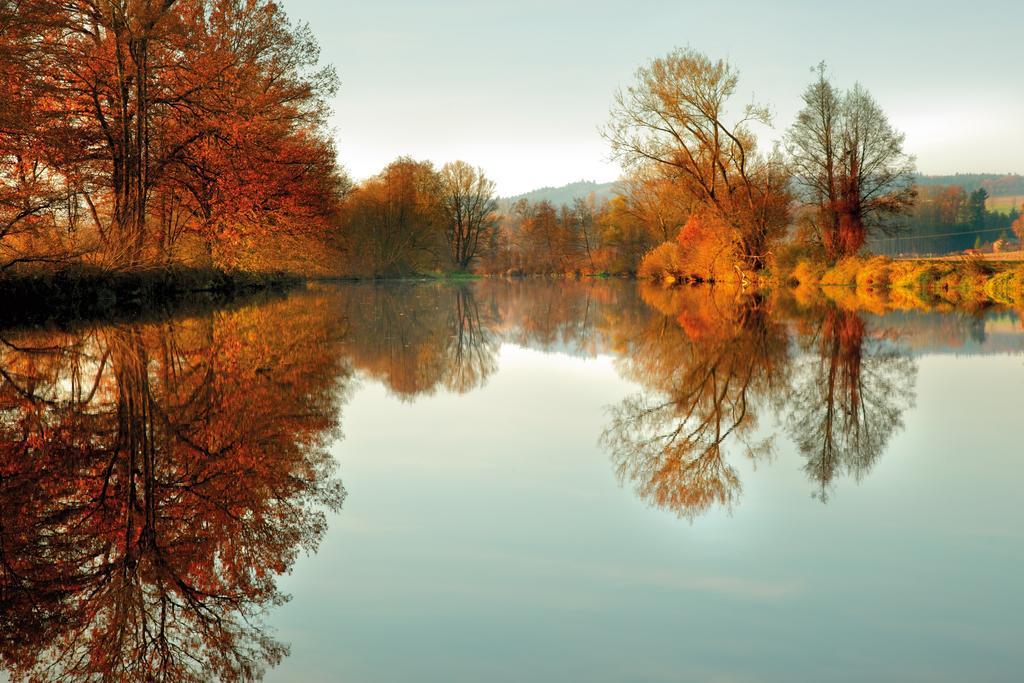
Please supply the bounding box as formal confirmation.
[438,161,497,270]
[787,64,917,261]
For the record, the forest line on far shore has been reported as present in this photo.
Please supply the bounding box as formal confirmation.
[2,1,1022,302]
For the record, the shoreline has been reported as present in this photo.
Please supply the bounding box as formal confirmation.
[638,255,1024,308]
[0,267,304,330]
[791,256,1024,308]
[7,256,1024,331]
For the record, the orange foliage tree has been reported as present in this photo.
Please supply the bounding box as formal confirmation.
[606,48,791,275]
[0,0,345,272]
[438,161,498,270]
[338,157,444,276]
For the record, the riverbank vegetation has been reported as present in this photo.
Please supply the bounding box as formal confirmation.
[3,5,1019,302]
[615,52,921,284]
[332,48,1020,303]
[0,265,300,328]
[885,185,1021,255]
[782,254,1024,309]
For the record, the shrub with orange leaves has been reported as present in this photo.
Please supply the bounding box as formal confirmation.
[1013,212,1024,246]
[638,241,683,280]
[674,213,737,281]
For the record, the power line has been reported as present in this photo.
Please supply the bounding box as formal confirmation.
[872,225,1015,244]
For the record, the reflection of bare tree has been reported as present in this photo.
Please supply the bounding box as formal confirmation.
[602,287,789,520]
[481,279,655,359]
[338,283,500,398]
[0,294,349,681]
[785,308,916,501]
[496,280,606,354]
[603,287,920,518]
[334,280,653,400]
[443,285,499,393]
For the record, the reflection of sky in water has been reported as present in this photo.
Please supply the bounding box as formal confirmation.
[271,334,1024,682]
[867,310,1024,356]
[2,282,1019,681]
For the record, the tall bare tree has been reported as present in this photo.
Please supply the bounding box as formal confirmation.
[438,161,497,270]
[788,64,916,261]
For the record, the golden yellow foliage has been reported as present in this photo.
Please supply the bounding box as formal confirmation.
[790,259,827,286]
[638,242,684,281]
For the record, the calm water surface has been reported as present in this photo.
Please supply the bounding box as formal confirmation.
[0,281,1021,682]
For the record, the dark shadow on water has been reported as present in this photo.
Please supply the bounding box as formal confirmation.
[0,267,302,332]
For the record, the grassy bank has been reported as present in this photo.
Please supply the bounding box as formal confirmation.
[786,255,1024,309]
[0,266,303,329]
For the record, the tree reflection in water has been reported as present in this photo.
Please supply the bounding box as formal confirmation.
[0,293,350,681]
[0,280,938,678]
[786,307,916,501]
[602,285,790,520]
[322,281,918,518]
[335,282,501,398]
[602,284,918,518]
[331,280,646,400]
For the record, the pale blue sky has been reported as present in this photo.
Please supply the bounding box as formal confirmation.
[286,0,1024,195]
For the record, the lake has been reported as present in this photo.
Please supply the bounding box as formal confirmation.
[0,281,1021,682]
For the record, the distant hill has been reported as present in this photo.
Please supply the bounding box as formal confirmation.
[500,174,1024,211]
[501,180,617,208]
[914,173,1024,195]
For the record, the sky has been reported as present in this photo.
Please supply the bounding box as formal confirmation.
[285,0,1024,196]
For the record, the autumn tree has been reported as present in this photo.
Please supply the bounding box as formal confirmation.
[787,64,916,261]
[0,0,345,272]
[599,172,689,275]
[605,47,790,273]
[928,185,968,226]
[672,211,736,280]
[518,199,567,272]
[30,0,195,265]
[617,166,693,243]
[566,195,603,273]
[0,0,86,269]
[438,161,497,270]
[159,1,345,269]
[600,195,655,274]
[339,157,444,276]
